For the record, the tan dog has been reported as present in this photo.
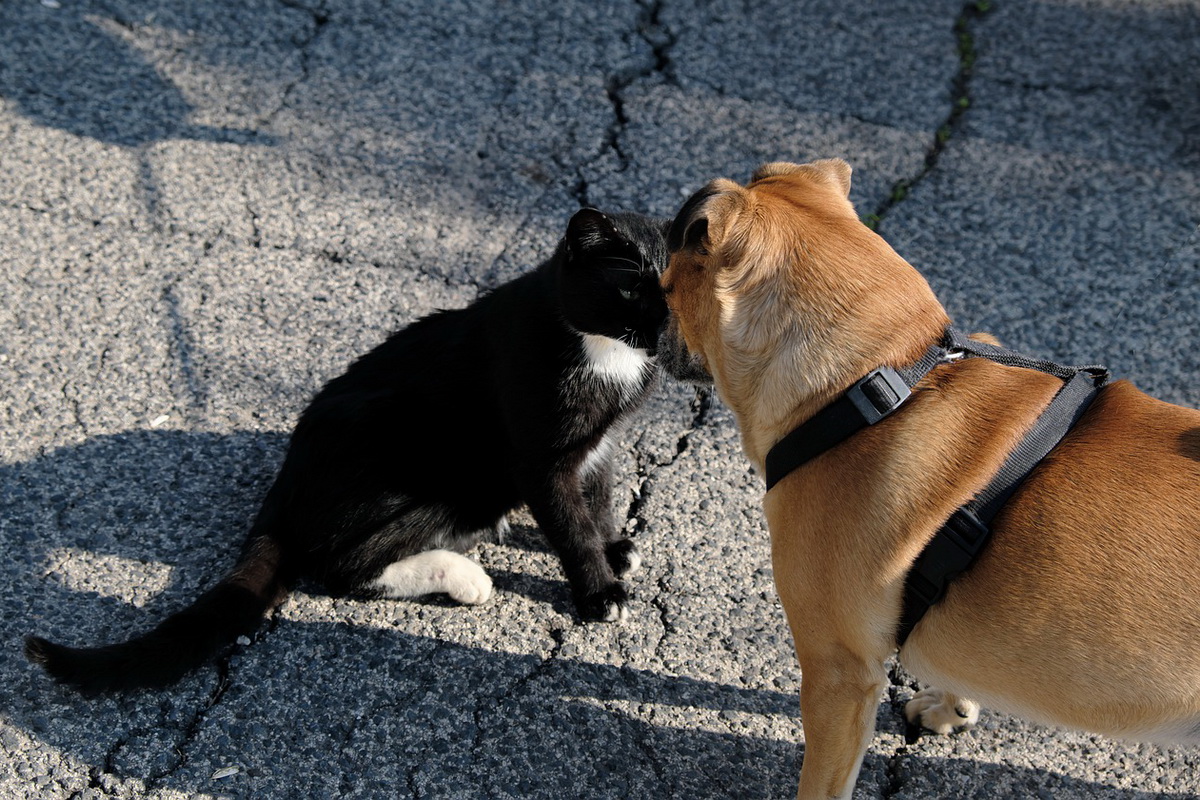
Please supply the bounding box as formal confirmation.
[657,159,1200,799]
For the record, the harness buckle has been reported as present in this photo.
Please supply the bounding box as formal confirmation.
[906,508,991,607]
[942,348,966,363]
[846,366,912,425]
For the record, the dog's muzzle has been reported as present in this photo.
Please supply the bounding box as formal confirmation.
[657,316,713,385]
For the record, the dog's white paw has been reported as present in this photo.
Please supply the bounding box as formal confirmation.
[905,688,980,735]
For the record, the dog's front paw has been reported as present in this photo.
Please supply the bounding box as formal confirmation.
[605,538,642,579]
[905,688,980,736]
[576,582,630,623]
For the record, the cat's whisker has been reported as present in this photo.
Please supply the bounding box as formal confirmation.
[606,256,646,272]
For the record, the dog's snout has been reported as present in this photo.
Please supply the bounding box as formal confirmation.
[657,315,713,386]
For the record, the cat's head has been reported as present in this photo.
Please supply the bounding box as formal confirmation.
[556,208,669,354]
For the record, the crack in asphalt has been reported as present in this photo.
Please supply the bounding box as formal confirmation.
[245,199,263,249]
[604,0,678,170]
[865,0,993,232]
[268,0,330,125]
[625,386,711,533]
[648,569,676,663]
[624,386,711,670]
[60,382,89,438]
[574,0,677,208]
[4,200,57,217]
[637,0,678,84]
[3,199,149,234]
[96,733,126,788]
[144,657,234,790]
[470,624,568,797]
[333,708,361,800]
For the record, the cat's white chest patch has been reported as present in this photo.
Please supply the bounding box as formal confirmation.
[581,333,650,385]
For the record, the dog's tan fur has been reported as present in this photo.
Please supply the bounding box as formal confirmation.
[659,159,1200,798]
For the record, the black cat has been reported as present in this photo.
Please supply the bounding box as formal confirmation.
[26,208,669,694]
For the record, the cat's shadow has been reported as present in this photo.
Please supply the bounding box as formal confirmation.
[5,431,1189,798]
[3,429,803,797]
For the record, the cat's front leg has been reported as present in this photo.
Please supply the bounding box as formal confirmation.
[581,459,642,581]
[522,472,629,622]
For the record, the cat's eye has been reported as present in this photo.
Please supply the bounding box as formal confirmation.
[619,287,640,301]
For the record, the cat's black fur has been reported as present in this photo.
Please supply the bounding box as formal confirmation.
[26,209,669,694]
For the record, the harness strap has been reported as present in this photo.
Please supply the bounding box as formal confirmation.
[763,340,952,491]
[942,327,1108,387]
[759,326,1110,649]
[894,367,1105,646]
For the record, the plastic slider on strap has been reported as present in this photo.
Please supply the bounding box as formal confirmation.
[906,508,991,608]
[846,366,912,425]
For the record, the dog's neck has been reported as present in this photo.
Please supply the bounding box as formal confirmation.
[723,325,947,472]
[731,369,844,472]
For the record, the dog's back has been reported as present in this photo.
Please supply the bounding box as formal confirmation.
[903,379,1200,743]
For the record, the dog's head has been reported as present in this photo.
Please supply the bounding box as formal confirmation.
[658,159,949,438]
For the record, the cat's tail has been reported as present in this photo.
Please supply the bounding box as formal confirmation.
[25,510,291,695]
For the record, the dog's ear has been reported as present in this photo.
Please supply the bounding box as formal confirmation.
[751,159,852,198]
[667,179,743,254]
[750,161,806,183]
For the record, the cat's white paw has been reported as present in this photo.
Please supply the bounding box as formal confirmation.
[606,539,641,579]
[619,547,642,578]
[579,582,629,622]
[372,550,492,605]
[443,557,493,605]
[905,688,980,735]
[603,601,630,622]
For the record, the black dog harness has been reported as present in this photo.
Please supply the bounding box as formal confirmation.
[762,327,1110,648]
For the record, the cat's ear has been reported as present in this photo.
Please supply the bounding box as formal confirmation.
[565,208,624,261]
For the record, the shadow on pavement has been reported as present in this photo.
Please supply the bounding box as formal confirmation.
[0,2,272,148]
[3,432,1194,797]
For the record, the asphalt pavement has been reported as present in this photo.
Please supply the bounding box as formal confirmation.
[1,0,1198,798]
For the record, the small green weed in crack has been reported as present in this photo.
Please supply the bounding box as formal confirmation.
[863,0,995,231]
